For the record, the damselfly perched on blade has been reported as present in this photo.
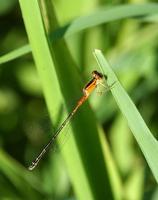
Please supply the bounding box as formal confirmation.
[28,70,112,170]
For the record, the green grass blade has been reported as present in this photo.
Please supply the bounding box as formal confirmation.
[18,1,117,200]
[0,149,45,199]
[93,49,158,183]
[1,3,158,64]
[63,3,158,37]
[0,44,30,64]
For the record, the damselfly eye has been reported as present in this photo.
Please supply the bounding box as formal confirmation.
[92,70,103,79]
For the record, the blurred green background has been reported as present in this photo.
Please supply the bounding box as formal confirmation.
[0,0,158,199]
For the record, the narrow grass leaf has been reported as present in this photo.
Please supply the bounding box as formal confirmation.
[63,3,158,37]
[0,149,45,199]
[1,3,158,64]
[0,44,30,64]
[18,1,116,200]
[94,49,158,183]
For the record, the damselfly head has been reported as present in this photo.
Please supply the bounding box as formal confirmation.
[92,70,103,80]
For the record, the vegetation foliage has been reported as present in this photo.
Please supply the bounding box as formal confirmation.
[0,0,158,199]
